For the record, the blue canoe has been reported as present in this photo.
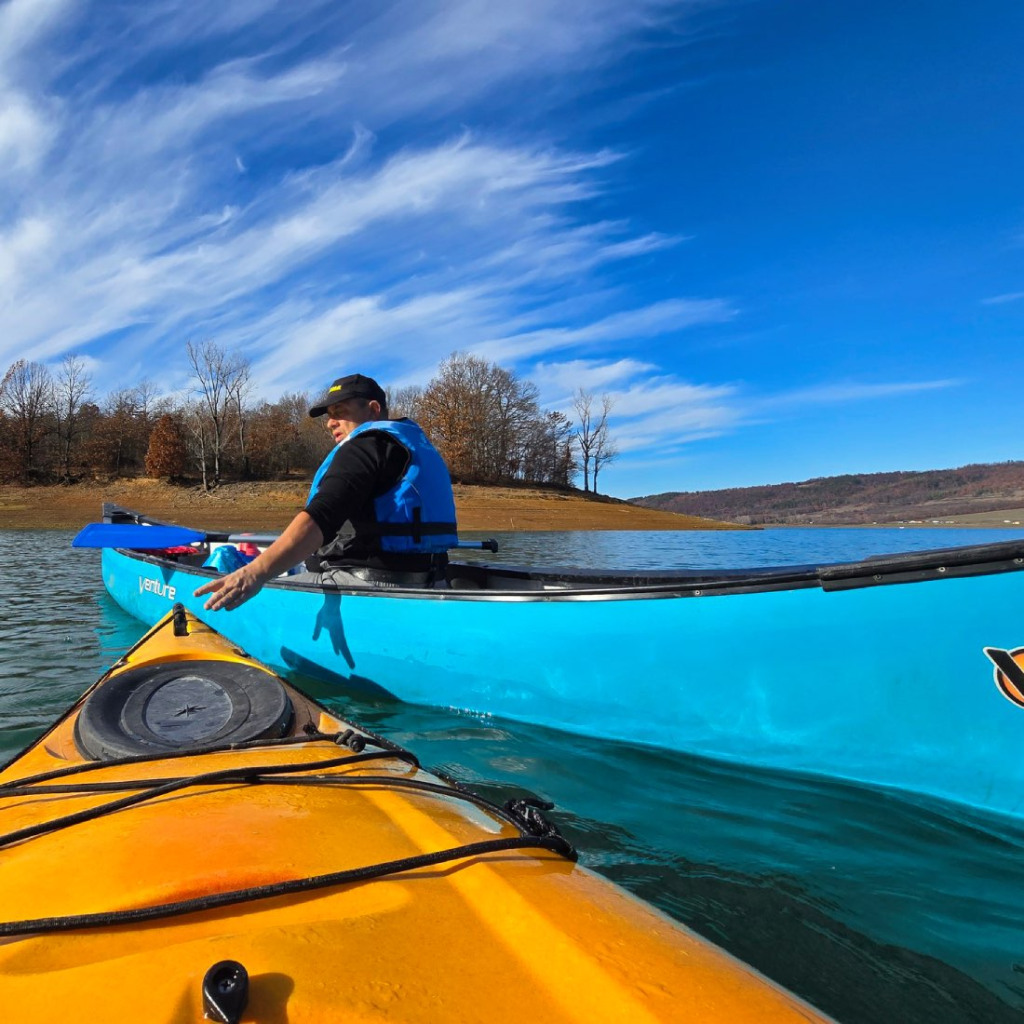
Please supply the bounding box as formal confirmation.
[93,505,1024,820]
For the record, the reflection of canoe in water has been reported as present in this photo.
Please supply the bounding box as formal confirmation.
[94,504,1024,819]
[0,605,831,1022]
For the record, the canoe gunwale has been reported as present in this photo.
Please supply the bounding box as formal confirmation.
[118,543,1024,601]
[102,501,1024,598]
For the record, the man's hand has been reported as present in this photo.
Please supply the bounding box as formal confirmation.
[194,563,269,612]
[192,511,324,612]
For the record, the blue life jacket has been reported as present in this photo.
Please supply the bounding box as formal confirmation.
[308,419,458,555]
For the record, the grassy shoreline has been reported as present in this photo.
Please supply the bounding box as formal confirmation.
[0,480,742,532]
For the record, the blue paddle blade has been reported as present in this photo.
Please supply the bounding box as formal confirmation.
[71,523,207,549]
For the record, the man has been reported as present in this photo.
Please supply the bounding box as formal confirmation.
[195,373,457,612]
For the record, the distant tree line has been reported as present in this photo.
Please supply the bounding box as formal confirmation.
[0,346,618,492]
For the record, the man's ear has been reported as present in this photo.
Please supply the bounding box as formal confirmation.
[367,399,382,419]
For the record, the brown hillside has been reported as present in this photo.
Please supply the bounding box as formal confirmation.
[633,461,1024,526]
[0,480,740,533]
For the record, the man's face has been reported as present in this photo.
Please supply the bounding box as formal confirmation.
[325,398,380,443]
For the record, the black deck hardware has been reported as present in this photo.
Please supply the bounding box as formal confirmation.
[335,728,366,752]
[172,603,188,637]
[202,960,249,1024]
[503,797,576,860]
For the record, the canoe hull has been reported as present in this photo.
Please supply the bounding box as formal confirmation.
[101,545,1024,819]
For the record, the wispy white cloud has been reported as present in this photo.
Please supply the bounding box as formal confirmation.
[0,0,73,174]
[0,0,76,62]
[472,299,735,363]
[481,222,684,282]
[981,291,1024,306]
[591,377,743,453]
[0,91,54,173]
[759,379,963,408]
[0,0,718,401]
[336,0,691,124]
[536,357,660,392]
[530,358,966,458]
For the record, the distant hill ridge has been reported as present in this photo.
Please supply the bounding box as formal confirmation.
[631,461,1024,525]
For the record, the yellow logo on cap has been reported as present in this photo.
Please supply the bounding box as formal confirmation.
[329,385,341,392]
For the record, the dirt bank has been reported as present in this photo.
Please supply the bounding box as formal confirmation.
[0,480,742,532]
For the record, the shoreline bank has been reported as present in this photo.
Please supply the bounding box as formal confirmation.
[0,480,741,533]
[6,481,1019,533]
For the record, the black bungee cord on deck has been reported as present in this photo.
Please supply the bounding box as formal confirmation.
[0,730,577,938]
[0,748,411,850]
[0,833,574,939]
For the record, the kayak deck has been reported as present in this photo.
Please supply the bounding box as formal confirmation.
[0,608,832,1022]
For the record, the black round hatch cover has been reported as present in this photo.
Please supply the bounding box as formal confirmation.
[75,659,293,760]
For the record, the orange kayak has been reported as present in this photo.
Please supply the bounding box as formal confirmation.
[0,605,833,1022]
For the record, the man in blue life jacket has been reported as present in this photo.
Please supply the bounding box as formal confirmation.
[195,373,458,612]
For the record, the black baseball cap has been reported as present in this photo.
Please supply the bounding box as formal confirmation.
[308,374,387,417]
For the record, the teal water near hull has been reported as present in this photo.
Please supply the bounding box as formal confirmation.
[3,528,1024,1022]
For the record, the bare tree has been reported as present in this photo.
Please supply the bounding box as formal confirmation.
[186,340,251,488]
[0,360,53,482]
[521,410,576,486]
[53,354,93,483]
[387,384,424,421]
[573,389,596,492]
[183,399,211,491]
[573,389,616,493]
[226,361,253,478]
[133,378,172,433]
[591,394,618,493]
[487,365,540,481]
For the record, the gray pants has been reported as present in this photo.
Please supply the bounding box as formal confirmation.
[304,567,434,590]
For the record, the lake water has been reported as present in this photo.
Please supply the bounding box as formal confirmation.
[3,526,1024,1023]
[456,524,1024,570]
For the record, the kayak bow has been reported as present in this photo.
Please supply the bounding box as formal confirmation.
[0,605,832,1023]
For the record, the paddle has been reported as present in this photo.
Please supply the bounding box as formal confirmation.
[72,523,498,553]
[71,523,208,549]
[460,539,499,552]
[227,532,500,553]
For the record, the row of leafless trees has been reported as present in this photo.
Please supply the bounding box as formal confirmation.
[389,353,616,490]
[0,345,618,491]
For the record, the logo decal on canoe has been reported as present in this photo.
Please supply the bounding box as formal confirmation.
[138,576,176,601]
[983,646,1024,708]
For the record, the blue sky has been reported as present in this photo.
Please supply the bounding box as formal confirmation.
[2,0,1023,498]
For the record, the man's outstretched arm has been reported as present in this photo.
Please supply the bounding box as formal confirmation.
[194,511,324,612]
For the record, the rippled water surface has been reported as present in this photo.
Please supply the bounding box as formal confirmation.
[456,524,1024,569]
[3,527,1024,1023]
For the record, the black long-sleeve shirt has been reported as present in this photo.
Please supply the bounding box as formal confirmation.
[304,430,434,571]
